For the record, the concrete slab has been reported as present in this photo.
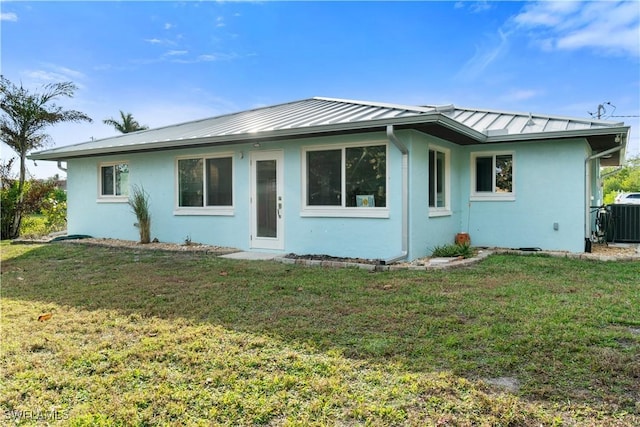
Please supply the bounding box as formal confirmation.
[219,251,280,261]
[428,257,456,265]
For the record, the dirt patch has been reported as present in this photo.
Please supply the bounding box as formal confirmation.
[58,237,238,255]
[283,253,382,265]
[483,377,520,393]
[590,243,638,257]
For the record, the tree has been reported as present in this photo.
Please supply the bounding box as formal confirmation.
[103,111,148,133]
[0,76,91,239]
[602,155,640,204]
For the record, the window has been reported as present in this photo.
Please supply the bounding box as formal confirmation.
[304,143,387,216]
[176,155,233,214]
[471,152,514,200]
[99,162,129,198]
[429,147,450,214]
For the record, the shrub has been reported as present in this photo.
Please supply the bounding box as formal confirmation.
[128,185,151,244]
[431,243,475,258]
[1,181,20,239]
[41,198,67,232]
[19,215,48,237]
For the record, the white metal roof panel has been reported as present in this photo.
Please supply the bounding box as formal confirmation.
[30,97,628,160]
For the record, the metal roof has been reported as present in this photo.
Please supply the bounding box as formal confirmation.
[30,96,629,161]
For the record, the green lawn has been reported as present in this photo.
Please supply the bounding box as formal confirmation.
[1,242,638,425]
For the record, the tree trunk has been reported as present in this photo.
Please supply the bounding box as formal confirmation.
[9,151,28,239]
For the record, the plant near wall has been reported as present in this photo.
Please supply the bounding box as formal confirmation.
[431,243,475,258]
[128,185,151,244]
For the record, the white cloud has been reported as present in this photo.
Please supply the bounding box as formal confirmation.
[499,89,543,103]
[513,1,640,57]
[164,22,174,30]
[164,50,188,56]
[24,65,87,88]
[198,54,218,62]
[456,28,510,80]
[1,12,18,22]
[454,1,491,13]
[216,16,225,27]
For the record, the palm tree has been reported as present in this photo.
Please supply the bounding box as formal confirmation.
[103,111,148,133]
[0,76,92,238]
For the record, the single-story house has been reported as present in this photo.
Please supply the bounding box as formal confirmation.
[30,97,630,261]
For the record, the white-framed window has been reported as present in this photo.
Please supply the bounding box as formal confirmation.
[175,153,234,215]
[471,151,515,201]
[428,146,451,216]
[98,162,129,201]
[302,142,388,218]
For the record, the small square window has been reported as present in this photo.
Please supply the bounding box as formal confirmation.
[176,155,233,211]
[471,152,514,200]
[100,163,129,197]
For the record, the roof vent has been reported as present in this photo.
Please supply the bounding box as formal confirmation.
[485,128,509,137]
[434,104,455,113]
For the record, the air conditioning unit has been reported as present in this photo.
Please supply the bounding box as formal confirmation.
[607,204,640,243]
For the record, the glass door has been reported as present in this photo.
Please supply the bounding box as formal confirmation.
[251,151,284,250]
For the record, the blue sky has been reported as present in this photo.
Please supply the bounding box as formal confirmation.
[1,0,639,179]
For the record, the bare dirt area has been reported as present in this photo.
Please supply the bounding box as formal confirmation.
[589,243,639,257]
[58,237,238,255]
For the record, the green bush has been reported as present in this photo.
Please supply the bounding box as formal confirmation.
[41,198,67,232]
[431,243,475,258]
[19,215,48,238]
[1,181,20,239]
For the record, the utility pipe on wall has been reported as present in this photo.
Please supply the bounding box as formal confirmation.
[385,125,409,263]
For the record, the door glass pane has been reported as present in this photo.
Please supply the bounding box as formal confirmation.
[257,160,277,238]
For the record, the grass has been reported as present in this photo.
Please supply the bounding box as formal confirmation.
[1,242,638,425]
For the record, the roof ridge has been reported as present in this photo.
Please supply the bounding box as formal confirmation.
[423,104,625,127]
[314,96,435,114]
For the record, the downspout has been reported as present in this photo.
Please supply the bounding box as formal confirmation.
[57,161,67,172]
[584,144,624,248]
[384,125,409,264]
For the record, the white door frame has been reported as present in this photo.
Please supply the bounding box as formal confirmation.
[250,150,284,250]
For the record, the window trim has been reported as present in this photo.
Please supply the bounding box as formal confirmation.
[173,152,235,216]
[470,151,515,201]
[428,145,451,217]
[301,141,390,218]
[97,161,129,202]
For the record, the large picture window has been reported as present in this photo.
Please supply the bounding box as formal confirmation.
[429,147,450,214]
[305,143,387,214]
[99,162,129,198]
[471,152,514,200]
[177,155,233,211]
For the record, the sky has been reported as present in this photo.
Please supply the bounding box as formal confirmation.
[1,0,639,179]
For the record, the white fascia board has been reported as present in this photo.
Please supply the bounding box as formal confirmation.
[485,125,630,143]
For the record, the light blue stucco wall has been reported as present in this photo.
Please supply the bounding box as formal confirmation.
[66,131,592,260]
[457,138,589,252]
[405,131,464,259]
[67,131,405,260]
